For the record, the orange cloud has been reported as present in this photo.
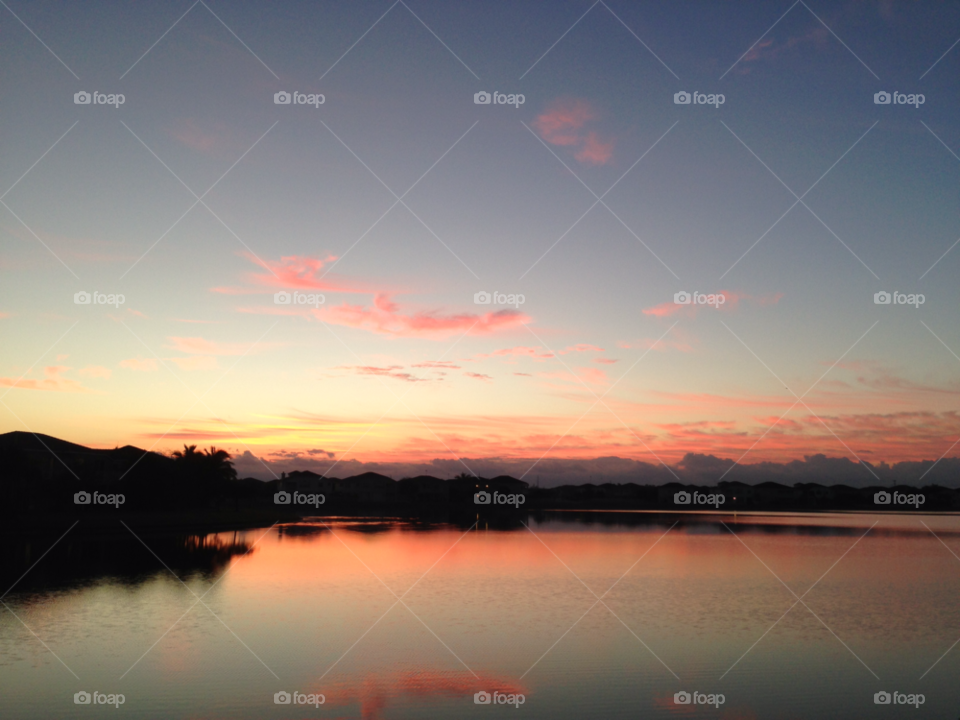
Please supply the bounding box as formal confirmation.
[0,366,87,392]
[214,252,365,295]
[169,356,218,371]
[165,336,277,356]
[119,357,158,372]
[318,293,531,339]
[78,366,112,379]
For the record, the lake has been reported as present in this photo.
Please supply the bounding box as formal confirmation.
[1,511,958,718]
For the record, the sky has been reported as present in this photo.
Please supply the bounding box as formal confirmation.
[1,0,959,483]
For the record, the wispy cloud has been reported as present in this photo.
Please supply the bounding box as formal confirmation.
[533,98,615,166]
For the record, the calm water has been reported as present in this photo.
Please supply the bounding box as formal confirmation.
[2,512,959,718]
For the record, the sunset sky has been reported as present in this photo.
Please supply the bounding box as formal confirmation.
[1,0,959,481]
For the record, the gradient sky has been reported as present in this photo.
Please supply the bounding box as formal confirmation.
[1,0,959,480]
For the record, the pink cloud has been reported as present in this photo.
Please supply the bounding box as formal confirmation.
[465,372,492,381]
[470,346,555,362]
[559,344,604,354]
[213,252,366,295]
[642,290,783,318]
[593,358,618,364]
[533,98,614,166]
[574,131,614,165]
[339,365,428,383]
[319,293,531,339]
